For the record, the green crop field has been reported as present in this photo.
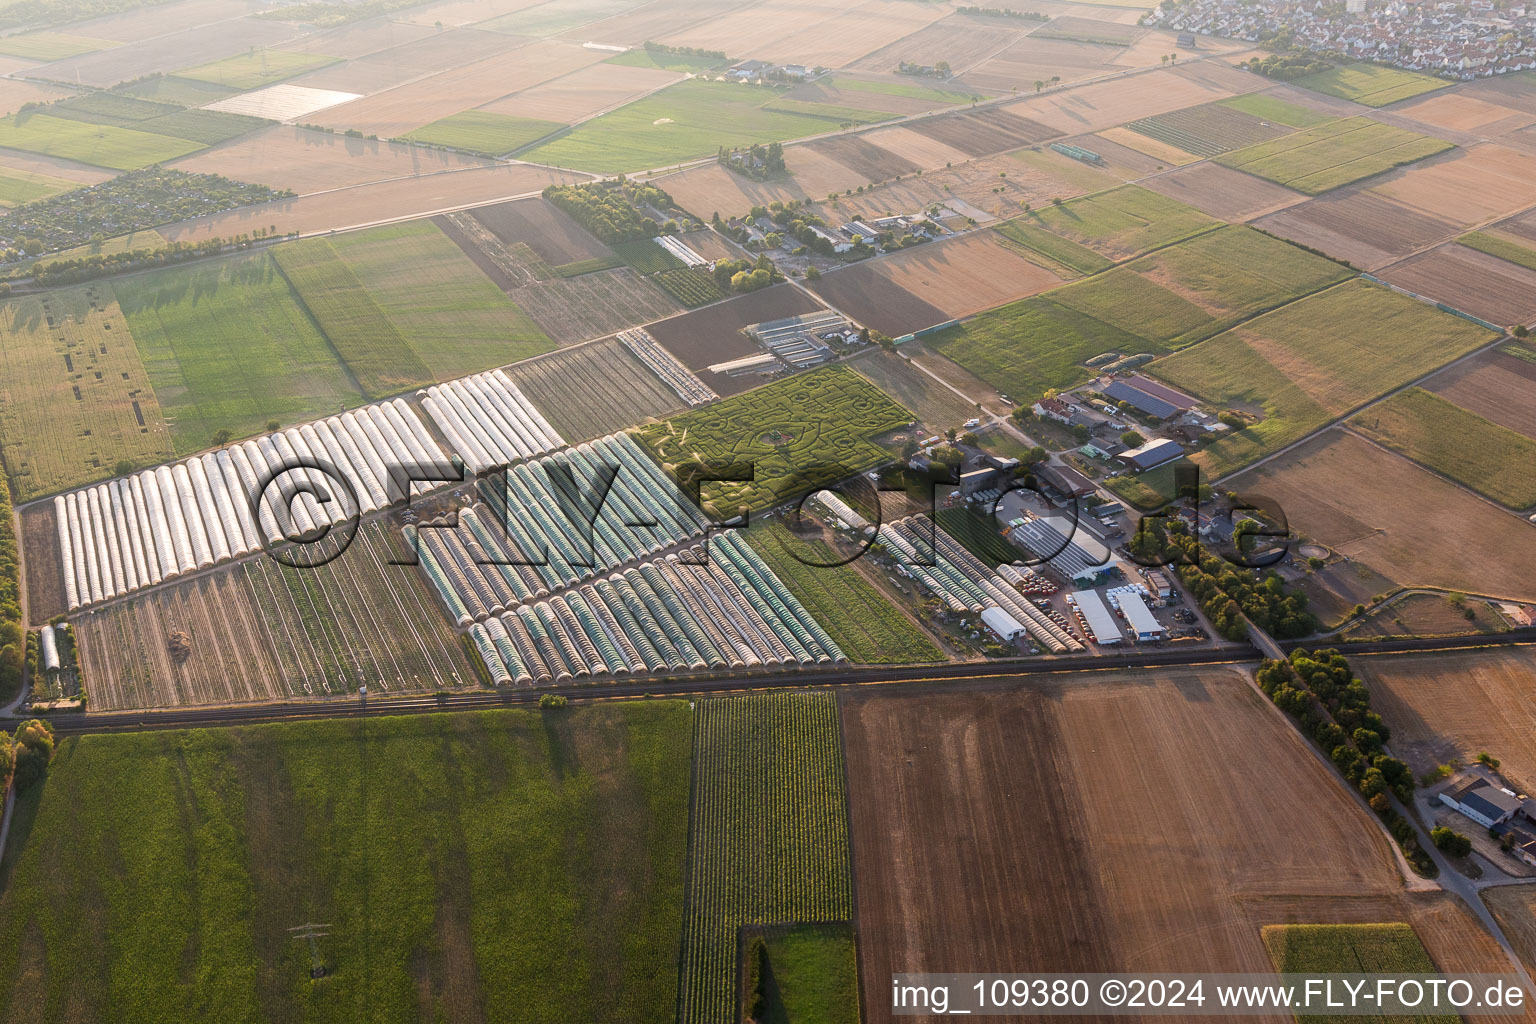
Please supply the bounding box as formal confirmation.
[1293,62,1450,107]
[761,96,897,124]
[272,238,434,398]
[755,925,861,1024]
[176,49,340,90]
[1218,93,1333,129]
[1049,225,1355,348]
[1458,230,1536,273]
[653,266,723,307]
[747,521,944,664]
[0,30,108,60]
[0,113,204,170]
[607,47,727,73]
[1125,102,1286,158]
[636,364,911,515]
[50,229,167,262]
[45,91,180,127]
[323,220,555,381]
[1149,279,1494,477]
[523,79,892,173]
[611,237,686,274]
[119,75,240,107]
[829,75,981,103]
[998,185,1219,263]
[1350,387,1536,508]
[403,110,565,156]
[994,218,1112,276]
[0,165,74,207]
[678,692,854,1024]
[117,250,366,452]
[136,109,271,144]
[0,284,175,500]
[1216,116,1452,194]
[0,703,693,1023]
[1263,923,1454,1024]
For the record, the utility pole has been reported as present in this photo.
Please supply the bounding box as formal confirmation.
[288,923,333,979]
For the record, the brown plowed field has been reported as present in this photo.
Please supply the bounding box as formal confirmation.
[1167,56,1269,93]
[1493,206,1536,245]
[1460,72,1536,115]
[395,0,548,28]
[645,283,820,377]
[1379,243,1536,329]
[292,27,518,94]
[675,229,743,263]
[1253,190,1459,271]
[19,502,63,626]
[849,14,1026,75]
[1425,345,1536,440]
[843,672,1513,1022]
[806,135,920,180]
[1358,648,1536,792]
[168,125,496,195]
[1391,90,1536,136]
[1004,68,1236,135]
[1370,144,1536,226]
[1231,430,1536,603]
[467,196,613,264]
[808,264,949,337]
[859,125,973,170]
[480,61,680,123]
[1142,162,1307,221]
[506,336,681,440]
[659,163,823,223]
[509,268,679,344]
[907,107,1060,157]
[656,0,947,67]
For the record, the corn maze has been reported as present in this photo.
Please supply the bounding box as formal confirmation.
[678,691,854,1024]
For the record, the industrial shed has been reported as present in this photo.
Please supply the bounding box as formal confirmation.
[1072,589,1123,645]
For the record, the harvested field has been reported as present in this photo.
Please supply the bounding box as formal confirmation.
[1216,116,1453,195]
[1358,649,1536,792]
[290,27,516,94]
[0,283,174,502]
[29,18,300,88]
[646,283,820,373]
[659,157,851,222]
[314,39,607,138]
[19,502,64,625]
[0,149,113,188]
[1230,429,1536,602]
[904,107,1059,157]
[1004,68,1236,135]
[657,0,947,67]
[1067,129,1184,175]
[467,195,613,264]
[284,19,437,60]
[1459,71,1536,114]
[1141,161,1307,221]
[849,14,1027,76]
[1032,14,1143,44]
[1369,143,1536,225]
[805,134,918,180]
[0,77,72,117]
[482,0,646,36]
[556,0,746,46]
[505,336,682,440]
[674,228,741,263]
[478,61,680,124]
[812,231,1067,332]
[857,125,972,171]
[506,267,679,344]
[1253,189,1459,271]
[75,523,477,710]
[852,348,982,430]
[842,671,1486,1016]
[1378,243,1536,329]
[960,34,1123,95]
[1392,90,1536,136]
[1425,344,1536,440]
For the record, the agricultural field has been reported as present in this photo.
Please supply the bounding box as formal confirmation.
[0,113,204,171]
[746,522,944,665]
[1344,591,1509,640]
[0,31,109,60]
[467,196,614,265]
[402,110,564,156]
[611,237,685,275]
[1357,648,1536,792]
[506,337,683,440]
[523,79,891,173]
[636,365,911,516]
[852,348,983,430]
[116,250,366,453]
[1254,189,1459,271]
[679,692,854,1024]
[1379,243,1536,331]
[644,284,821,385]
[1369,143,1536,225]
[505,268,679,345]
[1348,387,1536,509]
[904,107,1058,158]
[606,47,725,73]
[752,925,860,1024]
[1219,92,1334,128]
[1125,101,1290,158]
[1425,343,1536,440]
[1215,116,1453,195]
[0,283,174,501]
[1230,429,1536,603]
[176,49,340,90]
[1459,229,1536,272]
[652,267,723,308]
[480,61,681,124]
[1149,279,1493,477]
[806,264,948,339]
[1140,161,1308,222]
[993,185,1220,264]
[842,672,1511,1001]
[1293,62,1451,107]
[1264,923,1444,977]
[0,701,693,1022]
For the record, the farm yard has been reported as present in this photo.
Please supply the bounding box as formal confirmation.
[1215,117,1453,195]
[0,284,174,502]
[0,701,693,1022]
[1253,188,1460,270]
[1378,243,1536,330]
[636,365,911,516]
[506,337,682,440]
[1230,430,1536,602]
[679,692,854,1024]
[1149,279,1494,477]
[1425,343,1536,440]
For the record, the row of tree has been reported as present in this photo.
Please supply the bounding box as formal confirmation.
[0,719,54,795]
[29,230,290,287]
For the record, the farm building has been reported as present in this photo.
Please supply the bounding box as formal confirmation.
[981,606,1028,642]
[1107,587,1164,641]
[39,625,59,674]
[960,454,1021,497]
[1008,515,1113,583]
[1036,464,1096,500]
[1440,777,1524,828]
[746,310,851,368]
[1117,439,1185,472]
[1127,375,1199,412]
[1104,380,1181,420]
[1072,589,1123,645]
[709,352,779,376]
[813,489,870,530]
[1081,439,1128,461]
[1145,571,1173,602]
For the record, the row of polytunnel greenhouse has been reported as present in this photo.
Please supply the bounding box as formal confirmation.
[53,400,444,611]
[418,369,564,475]
[878,515,1084,654]
[464,532,845,684]
[405,432,710,624]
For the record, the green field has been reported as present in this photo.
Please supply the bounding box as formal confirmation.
[176,49,339,90]
[747,521,944,664]
[997,185,1219,263]
[0,30,108,60]
[0,113,204,170]
[755,925,861,1024]
[1350,387,1536,508]
[117,250,366,451]
[1458,230,1536,273]
[636,364,911,515]
[679,692,854,1024]
[523,79,892,173]
[1263,923,1454,1024]
[118,75,241,107]
[0,165,74,207]
[1293,62,1450,107]
[1218,93,1333,128]
[607,47,726,73]
[761,95,897,124]
[1217,116,1452,194]
[136,108,270,144]
[51,228,166,261]
[403,110,564,155]
[1149,279,1495,477]
[994,218,1112,276]
[829,75,982,103]
[1048,225,1355,348]
[1103,457,1196,510]
[653,266,723,307]
[44,91,179,127]
[272,238,434,398]
[0,704,693,1023]
[611,237,686,274]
